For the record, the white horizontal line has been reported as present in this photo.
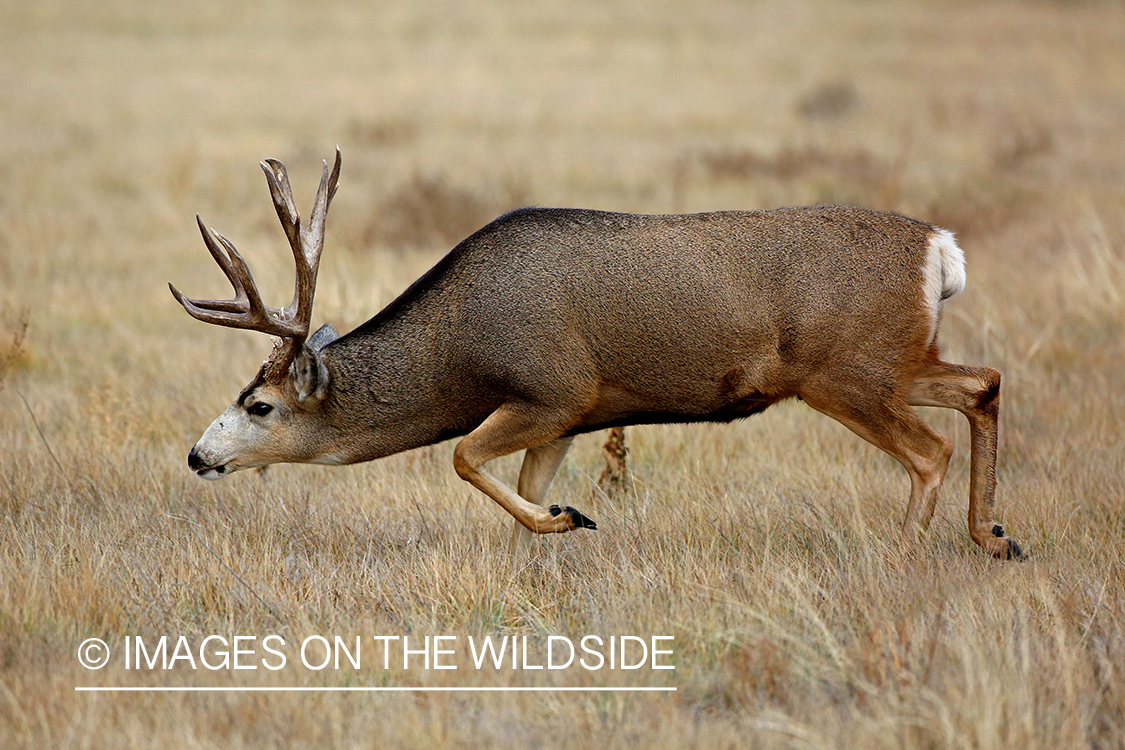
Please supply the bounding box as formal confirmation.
[75,686,675,693]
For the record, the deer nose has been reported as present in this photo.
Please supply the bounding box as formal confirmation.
[187,446,205,470]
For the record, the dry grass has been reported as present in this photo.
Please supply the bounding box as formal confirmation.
[2,0,1125,747]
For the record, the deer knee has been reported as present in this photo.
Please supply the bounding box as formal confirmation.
[916,446,951,488]
[453,442,480,482]
[905,433,952,491]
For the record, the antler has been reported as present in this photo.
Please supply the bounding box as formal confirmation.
[170,148,341,380]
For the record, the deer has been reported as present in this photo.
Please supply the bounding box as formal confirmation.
[171,148,1024,560]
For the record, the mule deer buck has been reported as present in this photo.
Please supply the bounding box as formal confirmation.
[172,149,1024,560]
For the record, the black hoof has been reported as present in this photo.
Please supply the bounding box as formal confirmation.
[992,524,1027,561]
[548,505,597,530]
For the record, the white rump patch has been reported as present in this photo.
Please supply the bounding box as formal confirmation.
[922,228,966,344]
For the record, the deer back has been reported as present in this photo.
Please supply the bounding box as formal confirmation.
[321,205,942,450]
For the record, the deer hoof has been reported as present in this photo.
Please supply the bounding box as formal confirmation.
[549,505,597,531]
[985,524,1026,561]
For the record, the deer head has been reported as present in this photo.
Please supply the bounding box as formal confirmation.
[171,149,343,478]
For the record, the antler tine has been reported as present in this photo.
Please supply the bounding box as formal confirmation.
[264,149,340,231]
[260,157,310,334]
[170,218,301,336]
[178,216,249,314]
[307,147,342,247]
[171,150,342,380]
[255,148,342,344]
[327,146,342,208]
[212,231,304,336]
[304,151,341,263]
[291,147,342,325]
[261,158,302,263]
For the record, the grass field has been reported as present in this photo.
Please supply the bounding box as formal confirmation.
[2,1,1124,747]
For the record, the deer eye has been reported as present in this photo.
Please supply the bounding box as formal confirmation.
[248,402,273,417]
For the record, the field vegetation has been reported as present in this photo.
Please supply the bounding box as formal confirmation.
[1,1,1124,747]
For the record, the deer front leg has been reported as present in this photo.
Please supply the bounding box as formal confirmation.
[453,404,595,535]
[510,437,577,554]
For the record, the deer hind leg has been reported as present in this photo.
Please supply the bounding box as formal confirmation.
[802,388,954,551]
[509,437,576,555]
[907,362,1025,560]
[453,403,595,535]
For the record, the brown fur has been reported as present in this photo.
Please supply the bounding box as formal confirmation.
[176,155,1023,559]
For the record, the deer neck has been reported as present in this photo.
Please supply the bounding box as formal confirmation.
[315,319,488,463]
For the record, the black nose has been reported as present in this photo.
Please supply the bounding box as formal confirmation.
[187,446,204,471]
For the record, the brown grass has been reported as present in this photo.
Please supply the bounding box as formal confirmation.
[2,0,1124,748]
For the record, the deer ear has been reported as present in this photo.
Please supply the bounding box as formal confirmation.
[292,323,337,404]
[307,323,339,351]
[292,343,330,404]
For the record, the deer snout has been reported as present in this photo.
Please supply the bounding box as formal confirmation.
[187,446,205,470]
[187,445,228,479]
